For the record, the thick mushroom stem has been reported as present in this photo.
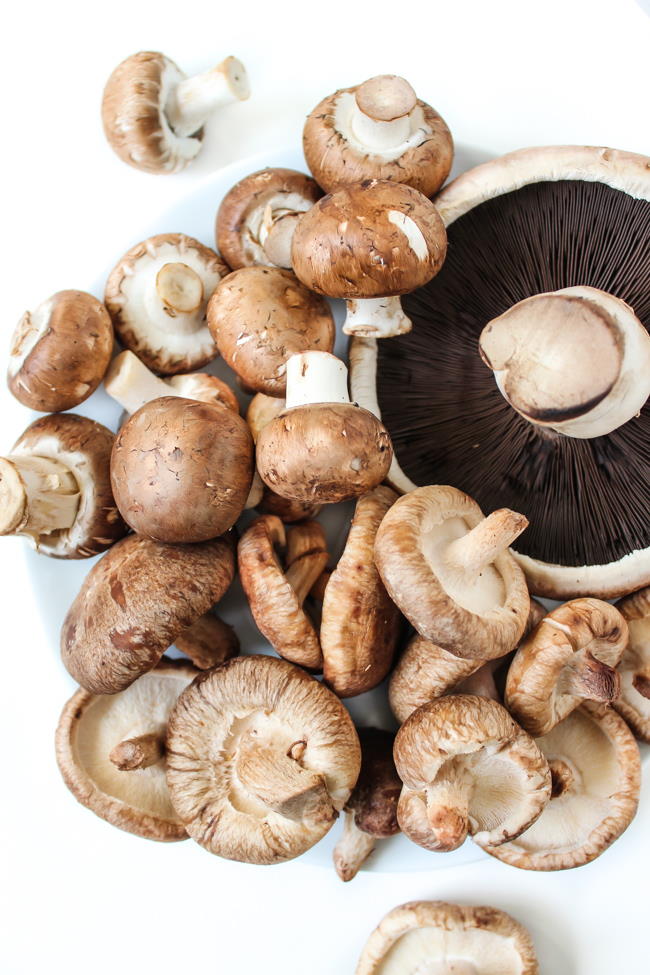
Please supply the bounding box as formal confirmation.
[259,207,301,269]
[444,509,529,578]
[284,351,350,410]
[351,75,417,151]
[164,56,250,138]
[425,789,471,852]
[109,732,165,771]
[343,296,412,338]
[0,455,80,536]
[548,758,575,799]
[558,649,621,703]
[333,810,377,882]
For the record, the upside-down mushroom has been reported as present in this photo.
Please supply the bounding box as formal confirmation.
[613,587,650,741]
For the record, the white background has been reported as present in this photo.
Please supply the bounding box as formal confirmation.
[1,1,649,972]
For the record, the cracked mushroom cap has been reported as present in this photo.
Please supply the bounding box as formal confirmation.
[105,233,229,375]
[505,599,627,736]
[483,703,641,870]
[8,290,113,412]
[56,659,197,841]
[375,485,530,660]
[394,695,551,852]
[165,655,361,864]
[207,266,335,397]
[613,587,650,741]
[61,532,235,694]
[355,901,539,975]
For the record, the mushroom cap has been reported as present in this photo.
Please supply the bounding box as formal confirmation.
[347,728,401,839]
[246,392,286,442]
[10,413,127,558]
[614,587,650,741]
[355,901,539,975]
[56,659,197,841]
[167,372,239,413]
[110,396,253,543]
[303,82,454,197]
[8,290,113,412]
[374,486,530,660]
[482,703,641,870]
[389,634,482,724]
[165,655,361,864]
[207,266,335,397]
[257,485,322,523]
[291,180,447,299]
[173,613,239,670]
[216,168,323,269]
[61,532,235,694]
[105,233,228,375]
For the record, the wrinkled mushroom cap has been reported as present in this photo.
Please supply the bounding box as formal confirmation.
[389,635,482,724]
[614,587,650,741]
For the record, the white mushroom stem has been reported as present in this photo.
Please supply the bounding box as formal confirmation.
[259,206,302,269]
[333,810,377,882]
[444,509,529,578]
[558,649,621,703]
[105,351,237,416]
[351,75,417,151]
[425,768,473,851]
[109,732,165,771]
[284,351,350,410]
[343,296,412,339]
[156,262,204,314]
[0,455,80,536]
[164,56,250,138]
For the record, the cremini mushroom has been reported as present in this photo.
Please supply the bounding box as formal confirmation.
[375,485,530,660]
[355,901,539,975]
[105,233,229,375]
[207,266,335,396]
[292,180,447,338]
[505,598,626,736]
[614,587,650,741]
[173,613,239,670]
[61,532,235,694]
[238,515,328,670]
[110,396,253,543]
[0,413,126,558]
[256,352,393,504]
[303,74,454,197]
[8,290,113,412]
[394,695,551,852]
[216,168,322,269]
[56,659,197,840]
[483,703,641,870]
[165,655,361,863]
[102,51,250,174]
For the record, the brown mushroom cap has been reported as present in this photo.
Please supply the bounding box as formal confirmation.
[56,659,197,841]
[165,655,361,864]
[613,587,650,740]
[61,532,235,694]
[8,290,114,412]
[207,266,335,397]
[389,635,482,724]
[482,703,641,870]
[110,396,253,543]
[173,613,239,670]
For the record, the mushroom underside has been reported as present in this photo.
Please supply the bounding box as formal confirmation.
[368,925,530,974]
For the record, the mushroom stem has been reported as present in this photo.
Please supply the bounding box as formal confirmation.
[109,732,165,770]
[444,509,529,578]
[342,296,412,338]
[424,766,473,851]
[333,810,377,882]
[351,75,417,151]
[633,672,650,699]
[0,455,80,537]
[284,351,350,410]
[259,207,301,269]
[156,262,204,314]
[559,649,621,702]
[164,56,250,138]
[104,351,174,414]
[548,758,575,798]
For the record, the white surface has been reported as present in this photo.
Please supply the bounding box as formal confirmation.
[1,1,649,973]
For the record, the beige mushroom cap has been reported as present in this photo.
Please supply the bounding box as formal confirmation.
[355,901,539,975]
[614,587,650,741]
[389,635,482,724]
[165,655,361,864]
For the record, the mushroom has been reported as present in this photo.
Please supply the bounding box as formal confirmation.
[56,659,197,841]
[303,74,454,198]
[207,266,335,396]
[355,901,539,975]
[165,655,361,863]
[238,515,328,669]
[110,396,253,543]
[216,168,323,270]
[0,413,126,558]
[102,52,250,174]
[8,290,113,412]
[321,486,402,697]
[351,145,650,598]
[61,531,235,694]
[374,485,530,660]
[291,180,447,338]
[256,352,393,504]
[394,695,551,853]
[482,703,641,870]
[613,587,650,741]
[505,598,627,736]
[104,233,229,375]
[333,728,401,882]
[173,613,239,670]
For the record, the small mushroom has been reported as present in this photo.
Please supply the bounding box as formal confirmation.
[173,613,239,670]
[612,588,650,741]
[482,703,641,870]
[238,515,328,669]
[102,51,250,174]
[355,901,539,975]
[505,598,627,736]
[291,180,447,338]
[0,413,126,558]
[8,290,114,412]
[375,485,530,660]
[216,168,323,270]
[303,74,454,197]
[207,266,335,396]
[56,659,197,841]
[110,396,253,543]
[165,655,361,863]
[256,352,393,504]
[105,233,229,375]
[394,695,551,852]
[61,532,235,694]
[333,728,400,882]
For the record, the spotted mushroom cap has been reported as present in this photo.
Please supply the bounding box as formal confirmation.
[614,587,650,741]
